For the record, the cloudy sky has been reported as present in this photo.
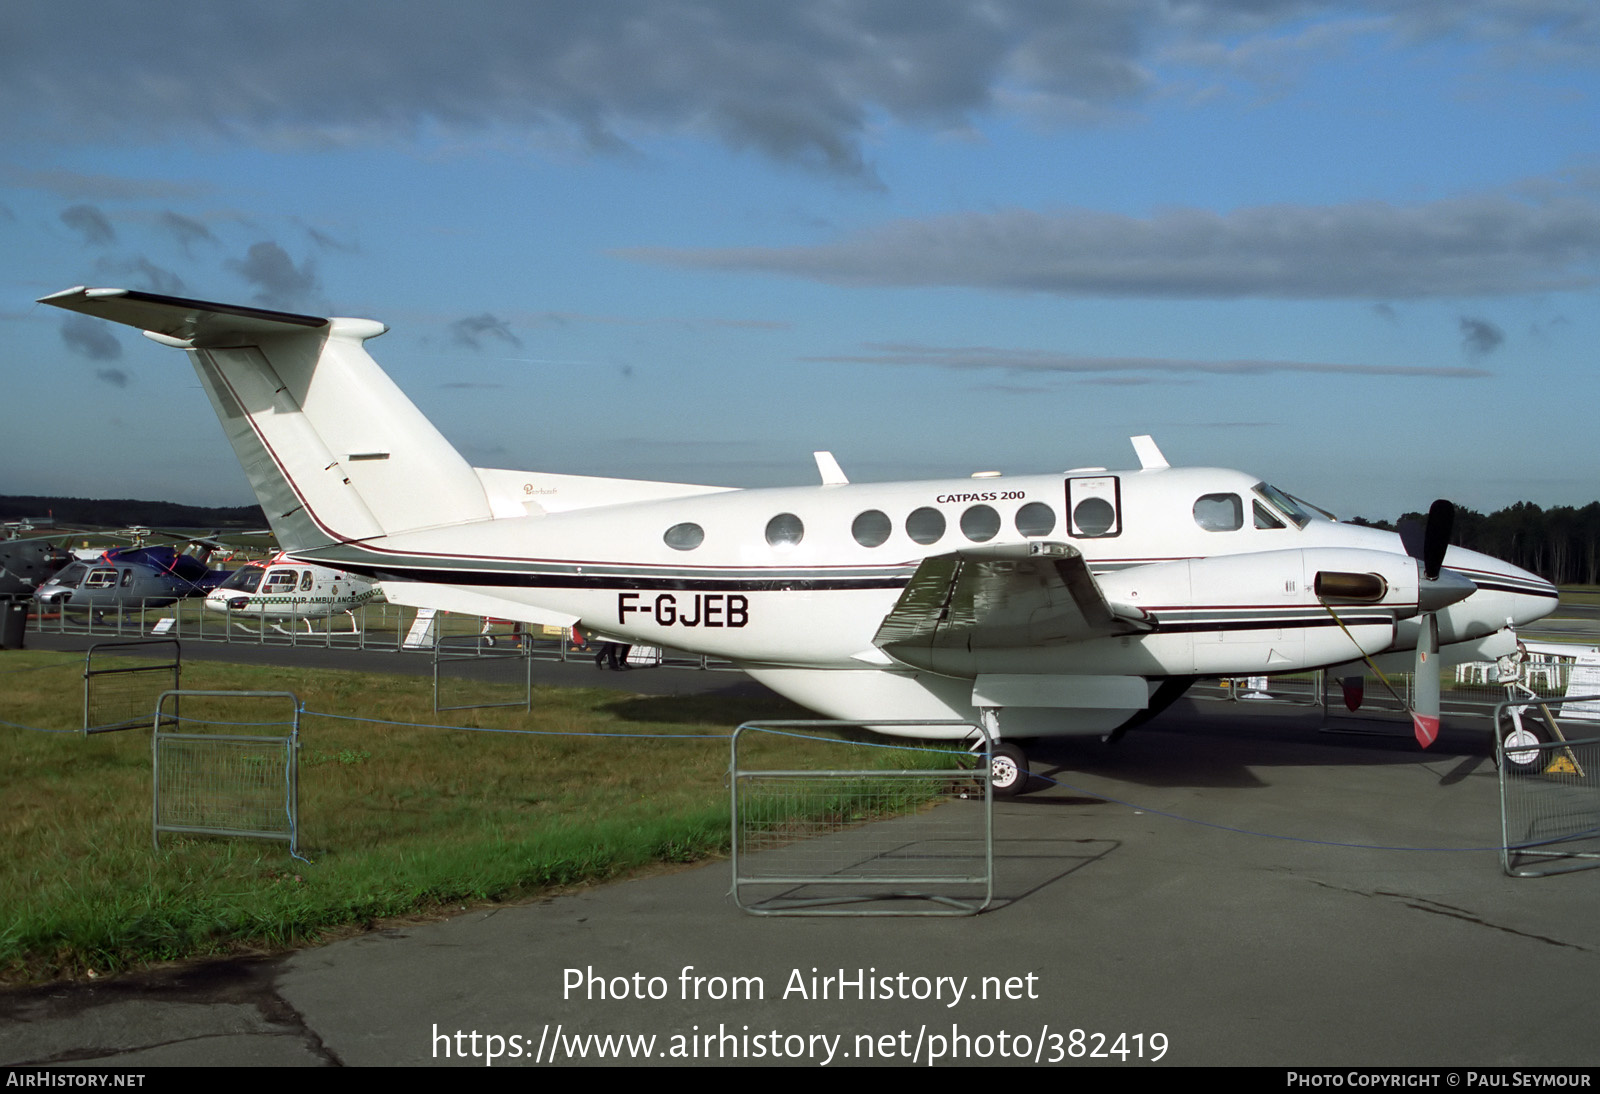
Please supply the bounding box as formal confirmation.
[4,1,1597,518]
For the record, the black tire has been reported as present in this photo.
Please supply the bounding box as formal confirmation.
[1499,719,1550,772]
[989,742,1030,797]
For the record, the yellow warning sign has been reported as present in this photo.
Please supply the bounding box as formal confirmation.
[1546,754,1579,775]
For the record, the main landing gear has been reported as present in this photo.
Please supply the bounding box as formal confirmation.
[985,741,1031,797]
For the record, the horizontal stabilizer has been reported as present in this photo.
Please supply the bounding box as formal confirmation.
[381,582,578,629]
[39,287,326,345]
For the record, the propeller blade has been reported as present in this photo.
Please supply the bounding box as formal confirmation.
[1340,675,1364,712]
[1422,499,1454,581]
[1412,612,1440,748]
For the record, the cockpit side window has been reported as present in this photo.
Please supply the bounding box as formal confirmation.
[1193,494,1243,532]
[1253,482,1312,528]
[1253,500,1286,529]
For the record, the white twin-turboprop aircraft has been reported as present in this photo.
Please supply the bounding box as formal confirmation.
[42,287,1559,792]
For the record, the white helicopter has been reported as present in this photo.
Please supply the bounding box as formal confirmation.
[205,551,382,633]
[41,287,1560,792]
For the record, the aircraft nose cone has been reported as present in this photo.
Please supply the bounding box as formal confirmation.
[1464,553,1559,627]
[1514,572,1560,626]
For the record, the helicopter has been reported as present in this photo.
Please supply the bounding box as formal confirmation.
[1,523,73,600]
[33,542,233,618]
[205,552,382,633]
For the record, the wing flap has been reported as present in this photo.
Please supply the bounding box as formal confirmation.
[873,541,1149,656]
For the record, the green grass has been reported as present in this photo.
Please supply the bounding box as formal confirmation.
[0,652,954,983]
[1557,585,1600,610]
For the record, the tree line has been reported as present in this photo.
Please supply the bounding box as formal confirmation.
[1,495,266,531]
[1354,502,1600,586]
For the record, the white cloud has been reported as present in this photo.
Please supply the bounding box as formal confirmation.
[6,2,1592,176]
[625,190,1600,299]
[807,342,1491,378]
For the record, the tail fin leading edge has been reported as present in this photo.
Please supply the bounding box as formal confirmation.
[40,287,494,552]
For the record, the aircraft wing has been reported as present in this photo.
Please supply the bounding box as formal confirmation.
[873,541,1150,657]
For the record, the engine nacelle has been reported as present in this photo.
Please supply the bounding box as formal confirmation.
[1095,547,1417,675]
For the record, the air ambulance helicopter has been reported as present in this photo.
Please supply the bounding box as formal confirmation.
[206,552,382,633]
[40,287,1560,793]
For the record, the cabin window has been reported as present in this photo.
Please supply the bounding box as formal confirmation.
[664,522,704,551]
[1194,493,1244,532]
[1067,476,1121,537]
[264,569,298,592]
[765,513,804,548]
[1253,501,1286,530]
[300,570,314,591]
[852,510,891,548]
[119,569,134,588]
[1071,497,1116,537]
[960,504,1001,543]
[1015,502,1056,537]
[905,507,946,546]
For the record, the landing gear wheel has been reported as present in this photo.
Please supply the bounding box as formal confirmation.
[989,742,1030,797]
[1499,721,1549,772]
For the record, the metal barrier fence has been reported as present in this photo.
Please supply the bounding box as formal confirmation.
[84,638,179,734]
[152,689,301,855]
[29,597,742,671]
[33,596,440,650]
[1496,695,1600,877]
[730,721,993,916]
[433,633,533,712]
[1202,656,1594,722]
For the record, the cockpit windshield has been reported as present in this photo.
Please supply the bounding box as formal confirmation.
[51,562,89,588]
[1252,482,1324,529]
[218,565,265,593]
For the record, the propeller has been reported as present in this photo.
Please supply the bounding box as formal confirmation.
[1397,500,1475,748]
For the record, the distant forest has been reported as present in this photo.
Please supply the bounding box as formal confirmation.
[1349,502,1600,585]
[0,495,266,531]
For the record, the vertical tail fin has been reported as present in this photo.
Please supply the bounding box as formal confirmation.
[40,288,494,552]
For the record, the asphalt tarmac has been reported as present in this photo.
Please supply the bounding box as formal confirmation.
[4,636,1599,1068]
